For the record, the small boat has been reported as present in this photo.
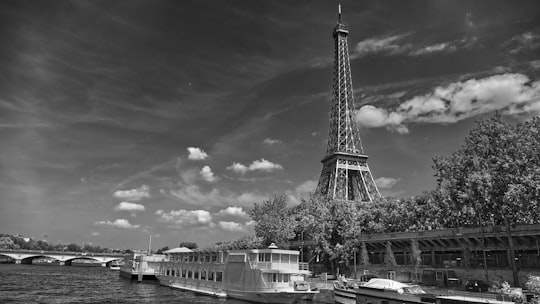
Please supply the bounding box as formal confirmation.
[156,244,319,303]
[109,260,123,270]
[119,253,164,281]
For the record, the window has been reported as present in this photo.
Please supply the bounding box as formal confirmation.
[208,271,214,281]
[181,269,186,278]
[216,271,223,282]
[187,270,192,278]
[194,270,199,279]
[283,274,289,282]
[201,270,206,280]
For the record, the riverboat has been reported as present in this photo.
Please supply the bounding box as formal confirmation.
[333,278,516,304]
[119,253,164,281]
[334,278,433,304]
[156,244,319,303]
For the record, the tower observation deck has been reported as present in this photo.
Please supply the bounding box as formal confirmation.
[314,5,381,203]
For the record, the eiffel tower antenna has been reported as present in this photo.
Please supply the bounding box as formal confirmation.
[315,6,381,203]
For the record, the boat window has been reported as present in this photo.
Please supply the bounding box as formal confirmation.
[272,253,280,262]
[216,271,223,282]
[208,271,214,281]
[290,255,298,263]
[201,270,206,280]
[282,254,290,263]
[249,253,257,263]
[283,274,289,282]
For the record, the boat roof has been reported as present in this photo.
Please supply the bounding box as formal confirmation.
[363,278,410,290]
[163,247,192,254]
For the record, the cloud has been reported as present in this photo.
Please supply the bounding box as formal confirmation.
[113,185,150,201]
[218,221,244,232]
[353,34,411,58]
[226,162,248,174]
[286,179,318,204]
[506,32,540,54]
[217,206,249,218]
[374,177,400,189]
[91,232,100,236]
[187,147,208,160]
[411,43,456,56]
[227,159,284,175]
[168,184,266,207]
[94,219,139,230]
[263,138,282,145]
[200,165,218,182]
[356,73,540,133]
[114,201,146,211]
[155,209,212,227]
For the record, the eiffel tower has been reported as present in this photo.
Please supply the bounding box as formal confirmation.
[315,6,381,203]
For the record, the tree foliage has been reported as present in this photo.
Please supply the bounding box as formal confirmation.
[433,113,540,227]
[178,242,198,249]
[248,195,297,247]
[214,235,264,250]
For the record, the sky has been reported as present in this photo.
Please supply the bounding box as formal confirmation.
[1,0,539,251]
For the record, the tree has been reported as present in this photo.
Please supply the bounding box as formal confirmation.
[249,195,297,247]
[411,239,422,282]
[215,235,263,250]
[432,113,540,286]
[178,242,198,249]
[360,242,370,266]
[384,241,397,268]
[156,246,169,254]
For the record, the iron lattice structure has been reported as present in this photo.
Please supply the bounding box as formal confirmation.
[315,12,381,203]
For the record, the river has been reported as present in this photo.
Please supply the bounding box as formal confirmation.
[0,264,330,303]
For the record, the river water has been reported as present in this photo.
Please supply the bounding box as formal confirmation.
[0,264,329,303]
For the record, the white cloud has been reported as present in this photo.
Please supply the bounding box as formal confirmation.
[168,184,266,207]
[91,232,100,236]
[217,206,249,218]
[218,221,244,232]
[227,162,248,174]
[411,42,455,56]
[263,138,282,145]
[200,165,218,182]
[356,73,540,133]
[353,34,411,58]
[187,147,208,160]
[286,179,318,204]
[155,209,212,227]
[114,201,145,212]
[113,185,150,202]
[374,177,400,189]
[94,219,139,230]
[227,158,283,175]
[249,159,283,172]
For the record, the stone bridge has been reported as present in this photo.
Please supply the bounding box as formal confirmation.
[0,249,125,266]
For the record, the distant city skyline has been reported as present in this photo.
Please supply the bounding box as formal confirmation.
[1,0,539,250]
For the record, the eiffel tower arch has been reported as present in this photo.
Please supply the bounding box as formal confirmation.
[315,6,381,203]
